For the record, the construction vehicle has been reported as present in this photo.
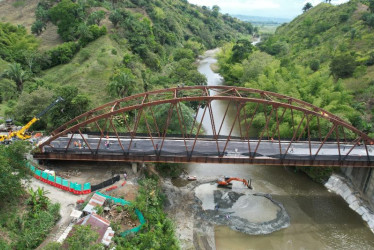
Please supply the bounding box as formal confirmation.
[0,97,64,144]
[216,177,253,189]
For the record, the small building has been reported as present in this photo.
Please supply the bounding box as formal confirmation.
[69,213,115,247]
[83,193,106,214]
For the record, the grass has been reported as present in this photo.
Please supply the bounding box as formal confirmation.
[12,0,26,8]
[0,191,60,249]
[41,35,124,107]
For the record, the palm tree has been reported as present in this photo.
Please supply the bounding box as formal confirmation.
[107,72,135,98]
[2,63,28,92]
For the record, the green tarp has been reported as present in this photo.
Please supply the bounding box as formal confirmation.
[95,192,145,236]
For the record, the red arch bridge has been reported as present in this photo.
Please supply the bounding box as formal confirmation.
[34,86,374,167]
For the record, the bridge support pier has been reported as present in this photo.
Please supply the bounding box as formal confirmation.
[132,162,138,174]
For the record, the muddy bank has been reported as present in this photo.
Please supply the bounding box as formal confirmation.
[163,177,290,249]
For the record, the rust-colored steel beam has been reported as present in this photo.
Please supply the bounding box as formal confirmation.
[33,153,374,167]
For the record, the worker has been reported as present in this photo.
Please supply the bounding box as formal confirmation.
[74,141,78,148]
[124,171,127,180]
[83,142,86,149]
[215,204,219,211]
[78,140,82,149]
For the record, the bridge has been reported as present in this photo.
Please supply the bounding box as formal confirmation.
[34,86,374,167]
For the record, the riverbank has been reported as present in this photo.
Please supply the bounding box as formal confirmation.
[325,174,374,233]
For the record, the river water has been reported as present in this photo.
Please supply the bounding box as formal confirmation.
[183,49,374,249]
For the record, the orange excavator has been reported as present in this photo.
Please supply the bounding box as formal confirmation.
[217,177,253,189]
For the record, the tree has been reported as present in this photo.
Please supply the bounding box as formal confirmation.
[107,72,136,98]
[31,20,45,35]
[0,141,30,201]
[370,0,374,13]
[109,9,123,28]
[0,22,38,63]
[330,54,357,79]
[212,5,220,18]
[66,225,102,249]
[0,79,18,102]
[13,87,54,127]
[48,85,91,129]
[303,3,313,12]
[87,10,106,26]
[49,0,83,41]
[231,39,254,63]
[173,48,194,61]
[2,63,28,92]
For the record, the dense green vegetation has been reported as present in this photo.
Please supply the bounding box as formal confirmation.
[217,0,374,181]
[0,0,253,130]
[0,142,60,249]
[114,178,179,249]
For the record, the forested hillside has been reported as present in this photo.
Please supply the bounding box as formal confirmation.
[0,0,253,130]
[217,0,374,181]
[0,0,254,248]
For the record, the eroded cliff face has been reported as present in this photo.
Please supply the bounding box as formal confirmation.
[325,169,374,233]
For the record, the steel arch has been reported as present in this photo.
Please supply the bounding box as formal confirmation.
[37,86,374,166]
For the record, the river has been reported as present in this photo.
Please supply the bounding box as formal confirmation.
[183,49,374,249]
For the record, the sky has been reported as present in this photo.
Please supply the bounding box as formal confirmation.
[187,0,350,19]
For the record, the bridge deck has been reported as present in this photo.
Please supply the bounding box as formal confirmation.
[34,135,374,167]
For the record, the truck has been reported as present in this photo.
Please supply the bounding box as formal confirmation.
[0,97,64,144]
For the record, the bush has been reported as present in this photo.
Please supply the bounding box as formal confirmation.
[330,54,356,78]
[173,48,194,61]
[31,20,45,35]
[48,42,80,66]
[362,13,374,27]
[339,13,349,22]
[366,52,374,66]
[78,25,107,47]
[310,59,320,71]
[49,0,83,41]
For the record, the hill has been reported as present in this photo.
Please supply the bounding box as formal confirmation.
[216,0,374,181]
[0,0,254,128]
[218,0,374,137]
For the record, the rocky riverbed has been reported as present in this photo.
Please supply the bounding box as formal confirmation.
[163,177,290,250]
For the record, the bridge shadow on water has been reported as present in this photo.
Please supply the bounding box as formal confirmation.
[270,193,366,227]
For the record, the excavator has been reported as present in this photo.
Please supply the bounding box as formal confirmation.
[0,97,63,144]
[217,177,253,189]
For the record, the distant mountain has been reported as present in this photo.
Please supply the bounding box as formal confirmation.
[232,15,291,24]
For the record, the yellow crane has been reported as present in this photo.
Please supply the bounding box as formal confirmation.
[0,97,64,144]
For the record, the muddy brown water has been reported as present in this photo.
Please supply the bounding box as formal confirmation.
[181,49,374,249]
